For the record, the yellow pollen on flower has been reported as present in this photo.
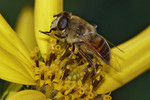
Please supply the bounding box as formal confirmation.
[29,37,111,100]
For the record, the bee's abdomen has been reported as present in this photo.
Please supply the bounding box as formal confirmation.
[91,35,110,64]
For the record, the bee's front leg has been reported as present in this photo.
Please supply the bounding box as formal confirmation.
[58,41,71,63]
[54,34,67,39]
[39,28,57,36]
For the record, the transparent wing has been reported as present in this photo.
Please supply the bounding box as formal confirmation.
[97,34,124,72]
[109,52,121,72]
[80,33,123,72]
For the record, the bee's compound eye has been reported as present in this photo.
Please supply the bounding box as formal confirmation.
[58,17,68,30]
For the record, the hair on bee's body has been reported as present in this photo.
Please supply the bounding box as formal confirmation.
[40,11,112,71]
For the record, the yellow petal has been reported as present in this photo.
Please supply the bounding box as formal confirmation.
[0,47,35,85]
[97,26,150,93]
[34,0,63,54]
[0,14,32,67]
[15,6,37,50]
[1,83,22,100]
[6,90,46,100]
[0,14,35,85]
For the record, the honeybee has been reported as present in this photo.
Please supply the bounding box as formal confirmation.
[40,11,120,72]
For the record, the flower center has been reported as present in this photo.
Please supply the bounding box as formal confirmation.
[30,38,112,100]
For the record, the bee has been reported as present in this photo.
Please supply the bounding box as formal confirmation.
[40,11,120,72]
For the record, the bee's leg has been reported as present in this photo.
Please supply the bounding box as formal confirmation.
[83,64,92,72]
[60,42,74,79]
[82,64,94,85]
[72,43,75,52]
[80,50,95,66]
[62,40,69,53]
[58,41,71,63]
[69,43,77,57]
[76,43,96,73]
[78,47,96,69]
[78,48,96,85]
[61,59,73,72]
[53,13,61,17]
[54,34,67,39]
[39,28,56,36]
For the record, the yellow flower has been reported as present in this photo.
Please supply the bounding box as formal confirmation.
[0,0,150,100]
[15,6,37,50]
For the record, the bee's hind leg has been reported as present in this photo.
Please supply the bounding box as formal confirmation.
[77,46,96,85]
[76,43,97,74]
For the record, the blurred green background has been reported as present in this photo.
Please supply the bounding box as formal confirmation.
[0,0,150,100]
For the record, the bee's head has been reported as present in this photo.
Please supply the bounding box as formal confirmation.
[50,11,71,32]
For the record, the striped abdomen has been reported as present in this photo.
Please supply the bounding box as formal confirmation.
[90,34,111,64]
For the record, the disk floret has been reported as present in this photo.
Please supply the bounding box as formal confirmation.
[30,38,111,100]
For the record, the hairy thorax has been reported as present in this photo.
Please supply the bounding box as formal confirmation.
[64,16,96,43]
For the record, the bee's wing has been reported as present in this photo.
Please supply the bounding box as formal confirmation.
[108,52,122,72]
[81,34,109,63]
[95,34,124,72]
[81,33,122,72]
